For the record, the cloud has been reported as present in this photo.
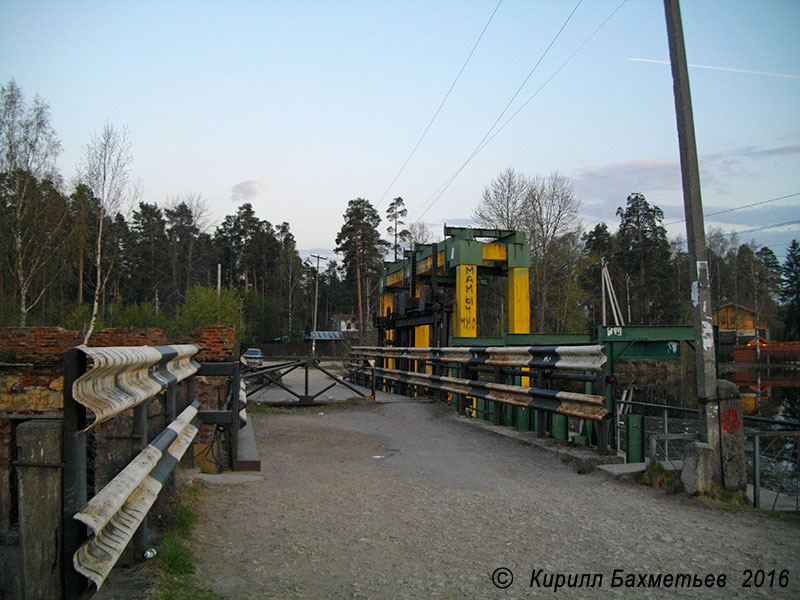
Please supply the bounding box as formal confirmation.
[231,179,268,203]
[571,142,800,210]
[572,158,682,211]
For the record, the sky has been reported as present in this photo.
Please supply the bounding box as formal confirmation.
[2,0,799,264]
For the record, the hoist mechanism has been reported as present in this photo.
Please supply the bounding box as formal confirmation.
[376,227,532,348]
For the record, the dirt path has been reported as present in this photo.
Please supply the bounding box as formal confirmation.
[189,399,800,599]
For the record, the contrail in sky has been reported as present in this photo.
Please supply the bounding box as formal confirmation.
[628,57,799,80]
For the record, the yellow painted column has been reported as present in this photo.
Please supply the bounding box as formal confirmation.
[454,264,477,337]
[507,267,530,334]
[508,267,531,391]
[455,264,477,416]
[380,292,394,389]
[380,292,394,339]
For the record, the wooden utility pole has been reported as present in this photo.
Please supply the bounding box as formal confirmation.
[664,0,716,404]
[665,0,745,490]
[355,232,364,336]
[310,254,327,355]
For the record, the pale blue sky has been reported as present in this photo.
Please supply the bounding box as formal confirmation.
[2,0,799,260]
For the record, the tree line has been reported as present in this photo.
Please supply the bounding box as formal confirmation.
[0,80,361,342]
[3,80,798,343]
[473,166,800,340]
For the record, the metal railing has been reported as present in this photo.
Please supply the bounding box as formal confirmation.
[349,345,609,451]
[617,397,800,511]
[60,344,246,597]
[752,430,799,511]
[242,356,374,405]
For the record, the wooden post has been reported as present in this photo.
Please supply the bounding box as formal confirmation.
[16,420,63,600]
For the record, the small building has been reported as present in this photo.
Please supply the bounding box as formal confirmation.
[330,313,358,333]
[713,303,769,356]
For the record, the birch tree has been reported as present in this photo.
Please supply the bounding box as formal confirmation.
[0,80,67,325]
[77,123,133,342]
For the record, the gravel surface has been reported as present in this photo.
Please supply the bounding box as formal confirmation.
[187,396,800,599]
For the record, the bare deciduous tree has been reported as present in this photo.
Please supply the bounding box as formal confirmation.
[523,172,581,331]
[78,123,133,342]
[0,79,67,325]
[408,221,433,247]
[472,166,527,230]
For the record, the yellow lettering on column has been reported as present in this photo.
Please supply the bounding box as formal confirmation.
[455,264,477,337]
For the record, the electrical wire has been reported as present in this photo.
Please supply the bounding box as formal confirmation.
[414,0,584,221]
[600,218,800,259]
[414,0,630,223]
[375,0,505,210]
[664,192,800,226]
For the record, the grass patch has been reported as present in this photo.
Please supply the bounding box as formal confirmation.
[708,483,751,508]
[639,460,684,494]
[151,483,223,600]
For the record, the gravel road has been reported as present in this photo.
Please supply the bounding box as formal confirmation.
[189,397,799,599]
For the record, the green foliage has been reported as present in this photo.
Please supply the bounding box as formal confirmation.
[639,460,683,494]
[157,532,195,576]
[614,193,680,325]
[781,240,800,339]
[115,301,162,328]
[62,303,99,333]
[153,484,222,600]
[177,286,242,338]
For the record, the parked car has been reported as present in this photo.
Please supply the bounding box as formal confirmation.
[242,348,263,366]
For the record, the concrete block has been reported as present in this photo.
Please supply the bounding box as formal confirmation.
[681,441,715,495]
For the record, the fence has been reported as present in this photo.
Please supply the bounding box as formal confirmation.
[618,398,800,511]
[349,344,609,451]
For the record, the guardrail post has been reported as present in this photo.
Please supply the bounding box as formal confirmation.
[492,366,503,425]
[16,420,63,600]
[132,401,149,559]
[552,414,568,441]
[626,415,644,463]
[62,347,89,600]
[231,355,241,463]
[753,433,760,509]
[166,382,176,422]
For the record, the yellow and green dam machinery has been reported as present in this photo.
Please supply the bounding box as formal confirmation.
[376,226,531,347]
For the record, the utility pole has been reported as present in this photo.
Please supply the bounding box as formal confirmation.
[664,0,745,490]
[310,254,327,356]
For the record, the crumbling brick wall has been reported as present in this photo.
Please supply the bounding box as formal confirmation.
[0,324,236,530]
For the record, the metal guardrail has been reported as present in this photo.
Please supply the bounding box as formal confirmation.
[349,345,609,427]
[73,401,200,588]
[73,344,200,428]
[63,344,210,596]
[352,344,606,372]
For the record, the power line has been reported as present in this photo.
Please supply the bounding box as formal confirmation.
[664,191,800,226]
[415,0,630,223]
[375,0,504,210]
[727,218,800,237]
[595,219,799,260]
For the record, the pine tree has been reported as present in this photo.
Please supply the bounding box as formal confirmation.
[386,197,410,261]
[781,240,800,339]
[335,198,388,334]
